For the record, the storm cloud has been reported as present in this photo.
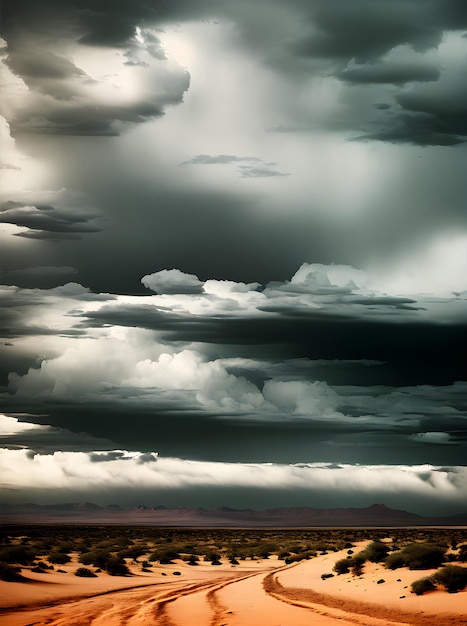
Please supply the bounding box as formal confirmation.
[1,0,466,515]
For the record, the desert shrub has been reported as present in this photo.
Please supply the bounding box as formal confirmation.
[360,541,390,563]
[186,555,199,566]
[457,545,467,562]
[119,545,148,561]
[48,551,71,565]
[411,577,436,595]
[79,549,111,569]
[79,549,129,575]
[385,552,406,570]
[431,565,467,593]
[386,543,445,570]
[334,554,365,575]
[334,558,352,574]
[321,573,334,580]
[403,543,446,570]
[104,555,130,576]
[351,561,364,576]
[0,546,36,565]
[55,543,73,554]
[75,567,97,578]
[149,549,180,564]
[0,562,26,581]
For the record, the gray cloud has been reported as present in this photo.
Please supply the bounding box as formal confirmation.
[181,154,288,178]
[2,13,190,136]
[1,0,466,512]
[338,60,440,85]
[238,165,289,178]
[288,0,465,63]
[0,203,103,238]
[4,0,466,145]
[1,438,466,514]
[181,154,262,165]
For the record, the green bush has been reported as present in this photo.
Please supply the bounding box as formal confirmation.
[119,545,148,561]
[457,545,467,562]
[333,558,352,574]
[75,567,97,578]
[411,577,436,595]
[0,562,26,582]
[386,543,445,570]
[0,546,36,565]
[186,555,199,566]
[79,549,111,569]
[104,555,130,576]
[385,552,405,570]
[360,541,390,563]
[431,565,467,593]
[79,549,129,576]
[48,551,71,565]
[149,549,180,564]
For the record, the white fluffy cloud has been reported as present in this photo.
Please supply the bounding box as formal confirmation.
[142,268,204,294]
[5,259,466,423]
[0,443,465,509]
[263,380,339,416]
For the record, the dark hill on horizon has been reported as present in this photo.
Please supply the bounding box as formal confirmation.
[1,502,467,526]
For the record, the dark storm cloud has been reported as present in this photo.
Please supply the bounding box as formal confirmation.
[0,415,116,453]
[2,2,190,136]
[0,266,80,290]
[338,60,440,85]
[1,266,78,280]
[0,202,103,238]
[1,0,467,513]
[9,89,191,137]
[3,0,467,144]
[5,47,89,101]
[82,303,466,386]
[289,0,466,62]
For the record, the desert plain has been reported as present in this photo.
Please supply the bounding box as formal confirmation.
[1,526,466,626]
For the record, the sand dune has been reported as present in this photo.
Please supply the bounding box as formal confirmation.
[1,543,466,626]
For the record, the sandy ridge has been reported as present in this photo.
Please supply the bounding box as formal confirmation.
[264,571,467,626]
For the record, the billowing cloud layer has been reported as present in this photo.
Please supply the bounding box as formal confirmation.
[1,24,190,136]
[3,0,467,144]
[1,430,466,514]
[1,1,466,514]
[1,263,465,477]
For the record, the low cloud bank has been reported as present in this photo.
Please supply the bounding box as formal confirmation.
[1,439,465,515]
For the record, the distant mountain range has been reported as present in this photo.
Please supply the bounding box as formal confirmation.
[1,502,467,526]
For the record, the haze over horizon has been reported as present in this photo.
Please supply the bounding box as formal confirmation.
[1,0,466,517]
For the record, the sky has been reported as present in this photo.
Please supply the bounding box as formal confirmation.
[1,0,466,516]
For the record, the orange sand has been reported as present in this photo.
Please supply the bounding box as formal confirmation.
[1,543,466,625]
